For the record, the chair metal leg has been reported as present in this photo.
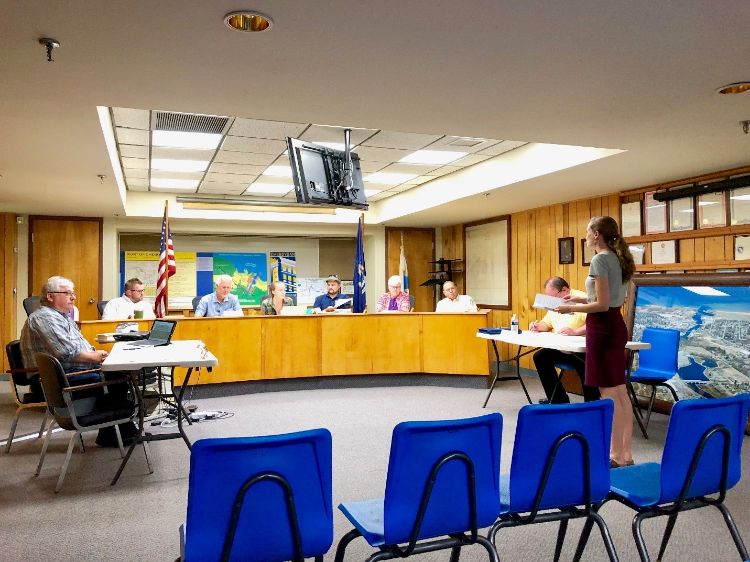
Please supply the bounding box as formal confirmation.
[572,515,595,562]
[632,513,651,562]
[115,425,125,457]
[38,410,48,438]
[475,535,500,562]
[35,418,55,476]
[643,387,657,430]
[4,408,22,453]
[591,511,619,562]
[334,528,361,562]
[627,380,649,439]
[55,432,79,493]
[78,434,85,453]
[449,545,461,562]
[656,513,678,561]
[554,519,569,562]
[141,439,153,474]
[715,503,750,561]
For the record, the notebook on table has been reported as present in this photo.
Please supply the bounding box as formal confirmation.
[123,320,177,347]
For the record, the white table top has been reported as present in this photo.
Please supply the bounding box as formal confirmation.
[477,330,650,353]
[102,339,218,371]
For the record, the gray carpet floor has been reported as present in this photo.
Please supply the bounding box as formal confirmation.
[0,375,748,561]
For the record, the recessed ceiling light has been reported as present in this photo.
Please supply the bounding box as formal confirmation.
[152,131,222,150]
[224,11,273,33]
[364,172,418,185]
[399,150,468,165]
[263,165,293,177]
[717,82,750,95]
[151,158,209,172]
[150,178,199,189]
[246,182,292,195]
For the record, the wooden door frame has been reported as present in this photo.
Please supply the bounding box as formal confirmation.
[28,215,103,299]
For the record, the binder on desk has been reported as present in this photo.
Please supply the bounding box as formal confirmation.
[478,327,504,335]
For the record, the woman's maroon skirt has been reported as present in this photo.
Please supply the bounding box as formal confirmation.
[585,307,628,388]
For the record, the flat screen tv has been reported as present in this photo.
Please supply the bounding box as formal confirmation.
[286,137,368,210]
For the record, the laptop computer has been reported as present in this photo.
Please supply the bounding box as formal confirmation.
[123,319,177,347]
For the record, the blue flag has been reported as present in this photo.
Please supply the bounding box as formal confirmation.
[399,233,409,293]
[353,216,366,313]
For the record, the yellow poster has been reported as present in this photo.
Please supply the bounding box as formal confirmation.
[124,251,196,298]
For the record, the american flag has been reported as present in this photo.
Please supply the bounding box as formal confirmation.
[154,205,176,318]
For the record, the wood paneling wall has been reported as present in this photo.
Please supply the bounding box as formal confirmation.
[1,213,18,373]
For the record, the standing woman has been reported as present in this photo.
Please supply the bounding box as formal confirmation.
[556,216,636,467]
[261,281,293,315]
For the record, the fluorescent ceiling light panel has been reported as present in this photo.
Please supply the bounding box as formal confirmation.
[399,150,468,165]
[246,183,293,195]
[151,158,209,172]
[263,165,293,177]
[698,200,718,206]
[364,171,418,185]
[150,178,199,189]
[152,130,222,150]
[729,194,750,201]
[682,286,730,297]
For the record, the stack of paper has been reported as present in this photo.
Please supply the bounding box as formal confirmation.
[532,293,565,310]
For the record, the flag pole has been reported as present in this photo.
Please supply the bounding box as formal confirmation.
[164,199,169,316]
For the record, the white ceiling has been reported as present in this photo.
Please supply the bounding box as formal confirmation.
[1,1,750,230]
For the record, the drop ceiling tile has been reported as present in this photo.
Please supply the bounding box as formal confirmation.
[151,170,204,180]
[245,184,292,196]
[429,165,462,177]
[366,192,387,201]
[124,168,148,180]
[378,162,441,175]
[112,107,150,130]
[126,178,148,187]
[150,186,197,193]
[122,157,149,170]
[221,136,287,154]
[478,140,527,156]
[361,130,442,150]
[388,184,415,193]
[229,118,308,140]
[209,162,267,175]
[119,144,149,159]
[299,125,377,146]
[116,128,149,146]
[359,160,388,173]
[213,150,276,166]
[126,183,149,192]
[353,146,413,163]
[426,136,501,154]
[452,153,492,166]
[359,182,393,192]
[272,155,291,166]
[204,172,258,184]
[249,175,294,187]
[151,147,215,160]
[401,175,433,186]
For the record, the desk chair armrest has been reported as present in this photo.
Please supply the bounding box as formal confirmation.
[62,377,128,393]
[6,367,39,375]
[64,368,102,379]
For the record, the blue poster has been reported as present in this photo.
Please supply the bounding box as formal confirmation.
[212,252,268,306]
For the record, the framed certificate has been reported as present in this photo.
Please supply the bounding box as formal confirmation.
[581,239,595,266]
[621,201,642,237]
[644,191,667,234]
[651,240,677,265]
[698,192,727,228]
[730,186,750,226]
[629,243,645,265]
[669,197,694,232]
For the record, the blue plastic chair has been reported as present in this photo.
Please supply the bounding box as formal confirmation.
[488,400,618,562]
[608,394,750,562]
[334,413,502,562]
[627,327,680,438]
[180,429,333,562]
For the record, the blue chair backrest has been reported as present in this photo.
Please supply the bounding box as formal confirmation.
[508,400,614,513]
[637,327,680,376]
[184,429,333,562]
[660,394,750,503]
[383,413,502,545]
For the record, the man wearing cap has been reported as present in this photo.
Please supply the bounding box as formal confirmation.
[313,274,352,312]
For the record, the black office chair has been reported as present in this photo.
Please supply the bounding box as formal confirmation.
[96,300,108,318]
[4,340,48,453]
[22,295,40,317]
[191,296,201,312]
[408,293,415,311]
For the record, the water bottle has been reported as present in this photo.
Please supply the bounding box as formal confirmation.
[510,313,519,334]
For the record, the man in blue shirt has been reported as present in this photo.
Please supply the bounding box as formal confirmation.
[313,274,351,312]
[195,274,242,317]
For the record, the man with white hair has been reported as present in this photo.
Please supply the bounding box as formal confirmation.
[20,275,136,447]
[194,274,242,317]
[435,281,478,312]
[375,275,411,312]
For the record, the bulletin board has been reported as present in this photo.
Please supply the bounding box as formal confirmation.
[464,216,510,309]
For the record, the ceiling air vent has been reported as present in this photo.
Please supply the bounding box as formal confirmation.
[447,137,488,148]
[153,111,230,134]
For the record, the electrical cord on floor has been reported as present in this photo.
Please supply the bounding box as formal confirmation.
[151,367,234,427]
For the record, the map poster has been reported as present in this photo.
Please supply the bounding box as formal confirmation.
[123,250,196,299]
[632,284,750,403]
[270,251,297,296]
[212,252,268,306]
